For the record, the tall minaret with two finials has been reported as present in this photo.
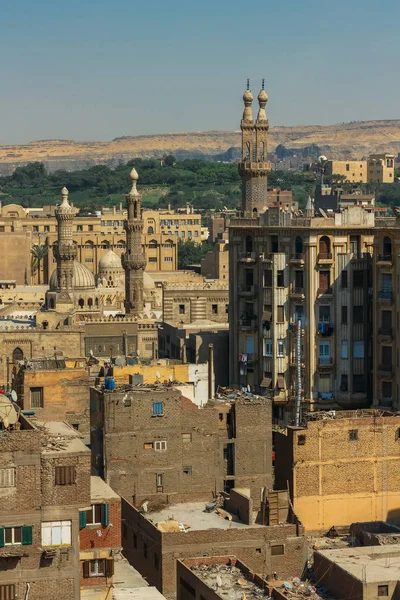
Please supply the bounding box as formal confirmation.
[238,79,269,216]
[122,168,146,316]
[52,186,78,302]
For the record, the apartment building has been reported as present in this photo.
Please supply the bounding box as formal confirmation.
[90,383,272,508]
[229,205,375,422]
[0,412,90,600]
[275,410,400,531]
[325,153,394,184]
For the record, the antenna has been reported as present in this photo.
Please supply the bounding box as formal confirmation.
[246,78,250,90]
[262,78,265,90]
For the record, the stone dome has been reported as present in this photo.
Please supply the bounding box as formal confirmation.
[49,261,96,291]
[99,250,122,271]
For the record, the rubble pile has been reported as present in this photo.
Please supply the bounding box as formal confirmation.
[190,563,270,599]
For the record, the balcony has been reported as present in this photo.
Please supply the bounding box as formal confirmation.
[378,289,393,302]
[289,285,305,300]
[261,253,272,264]
[377,254,393,265]
[239,284,257,297]
[378,364,393,377]
[246,353,257,365]
[289,253,304,265]
[288,321,305,334]
[239,315,257,329]
[239,251,257,264]
[379,396,393,408]
[378,326,393,339]
[318,323,334,336]
[317,287,333,297]
[317,252,333,263]
[317,357,333,370]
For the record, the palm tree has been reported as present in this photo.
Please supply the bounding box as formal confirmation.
[31,244,49,285]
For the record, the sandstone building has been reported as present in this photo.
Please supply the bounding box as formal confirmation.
[275,410,400,532]
[325,153,395,184]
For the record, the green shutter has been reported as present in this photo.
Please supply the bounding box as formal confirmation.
[0,527,4,548]
[79,511,87,529]
[101,504,109,527]
[22,525,33,545]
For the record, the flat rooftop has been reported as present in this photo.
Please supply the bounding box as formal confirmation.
[187,561,268,600]
[36,420,90,455]
[145,502,261,532]
[317,546,400,583]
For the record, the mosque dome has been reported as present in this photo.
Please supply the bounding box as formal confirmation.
[99,250,122,271]
[258,88,268,104]
[49,261,96,291]
[243,89,253,103]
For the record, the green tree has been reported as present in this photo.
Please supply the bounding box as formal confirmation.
[31,244,49,284]
[178,240,212,269]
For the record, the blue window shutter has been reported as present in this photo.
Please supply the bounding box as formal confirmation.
[101,504,109,527]
[0,528,4,547]
[22,525,33,545]
[153,402,164,416]
[79,511,87,529]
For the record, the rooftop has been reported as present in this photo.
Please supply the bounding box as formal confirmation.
[36,420,90,455]
[317,546,400,583]
[90,475,120,503]
[145,502,261,532]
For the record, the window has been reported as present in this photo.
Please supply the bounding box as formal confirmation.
[319,270,330,292]
[152,402,164,416]
[298,435,306,446]
[264,339,272,357]
[383,381,392,401]
[271,544,284,556]
[340,374,348,392]
[319,374,331,393]
[353,305,364,323]
[182,433,192,443]
[30,387,43,408]
[44,225,50,232]
[271,235,279,253]
[86,504,102,525]
[378,585,389,597]
[277,340,285,357]
[0,585,15,600]
[319,341,331,362]
[55,466,76,485]
[89,559,105,576]
[77,225,83,232]
[156,473,163,492]
[164,257,173,262]
[353,271,364,288]
[179,304,185,314]
[263,269,272,287]
[194,230,199,237]
[341,305,348,324]
[4,526,21,545]
[88,225,93,231]
[353,375,365,393]
[41,520,71,546]
[341,340,348,359]
[277,305,284,323]
[212,304,218,314]
[85,257,94,263]
[341,270,348,288]
[349,429,358,441]
[183,466,192,475]
[277,270,284,287]
[319,305,330,323]
[154,553,159,570]
[353,341,364,359]
[0,467,15,487]
[154,440,167,452]
[144,442,153,450]
[149,257,157,262]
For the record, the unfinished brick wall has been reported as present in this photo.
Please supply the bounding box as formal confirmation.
[41,453,91,507]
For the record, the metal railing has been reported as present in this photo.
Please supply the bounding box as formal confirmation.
[378,290,393,300]
[317,252,333,260]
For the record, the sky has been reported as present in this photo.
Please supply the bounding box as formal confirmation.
[1,0,400,144]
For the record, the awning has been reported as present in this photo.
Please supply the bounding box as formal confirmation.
[260,377,272,388]
[262,311,272,322]
[277,375,285,389]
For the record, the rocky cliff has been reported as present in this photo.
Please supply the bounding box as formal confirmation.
[1,120,400,174]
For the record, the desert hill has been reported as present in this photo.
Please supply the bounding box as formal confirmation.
[1,119,400,174]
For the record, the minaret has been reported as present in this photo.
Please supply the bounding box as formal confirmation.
[122,168,146,316]
[53,186,78,301]
[238,79,269,216]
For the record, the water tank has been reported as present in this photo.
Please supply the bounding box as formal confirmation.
[105,377,115,391]
[95,211,101,217]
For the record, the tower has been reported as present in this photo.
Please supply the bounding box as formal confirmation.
[122,168,146,316]
[238,79,269,216]
[52,186,78,302]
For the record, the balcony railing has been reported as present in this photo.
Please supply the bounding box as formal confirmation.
[380,396,393,408]
[318,356,333,365]
[289,253,304,262]
[290,286,305,296]
[239,251,257,262]
[239,315,257,327]
[240,284,256,296]
[318,392,334,400]
[379,364,393,373]
[317,252,333,261]
[378,326,393,337]
[378,289,393,301]
[318,287,333,296]
[377,254,392,263]
[318,323,333,335]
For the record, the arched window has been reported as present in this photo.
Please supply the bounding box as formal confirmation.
[253,208,258,215]
[116,240,125,249]
[12,348,23,362]
[42,321,48,330]
[95,297,99,307]
[84,240,94,248]
[319,236,330,257]
[295,236,303,255]
[149,239,158,249]
[88,298,93,307]
[78,298,84,308]
[245,235,253,253]
[260,142,265,161]
[101,241,110,250]
[245,142,250,161]
[147,226,154,234]
[383,236,392,258]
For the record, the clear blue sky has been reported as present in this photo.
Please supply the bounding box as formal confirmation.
[1,0,399,144]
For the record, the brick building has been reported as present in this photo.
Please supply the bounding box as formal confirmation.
[79,476,121,600]
[275,410,400,532]
[0,414,90,600]
[90,384,272,508]
[121,491,306,597]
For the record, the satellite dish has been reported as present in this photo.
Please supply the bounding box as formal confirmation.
[11,390,17,402]
[0,397,19,426]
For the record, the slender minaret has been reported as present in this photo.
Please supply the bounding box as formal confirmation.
[53,186,78,301]
[238,79,269,216]
[122,168,146,316]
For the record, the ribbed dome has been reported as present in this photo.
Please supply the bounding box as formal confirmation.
[99,250,122,271]
[49,261,96,291]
